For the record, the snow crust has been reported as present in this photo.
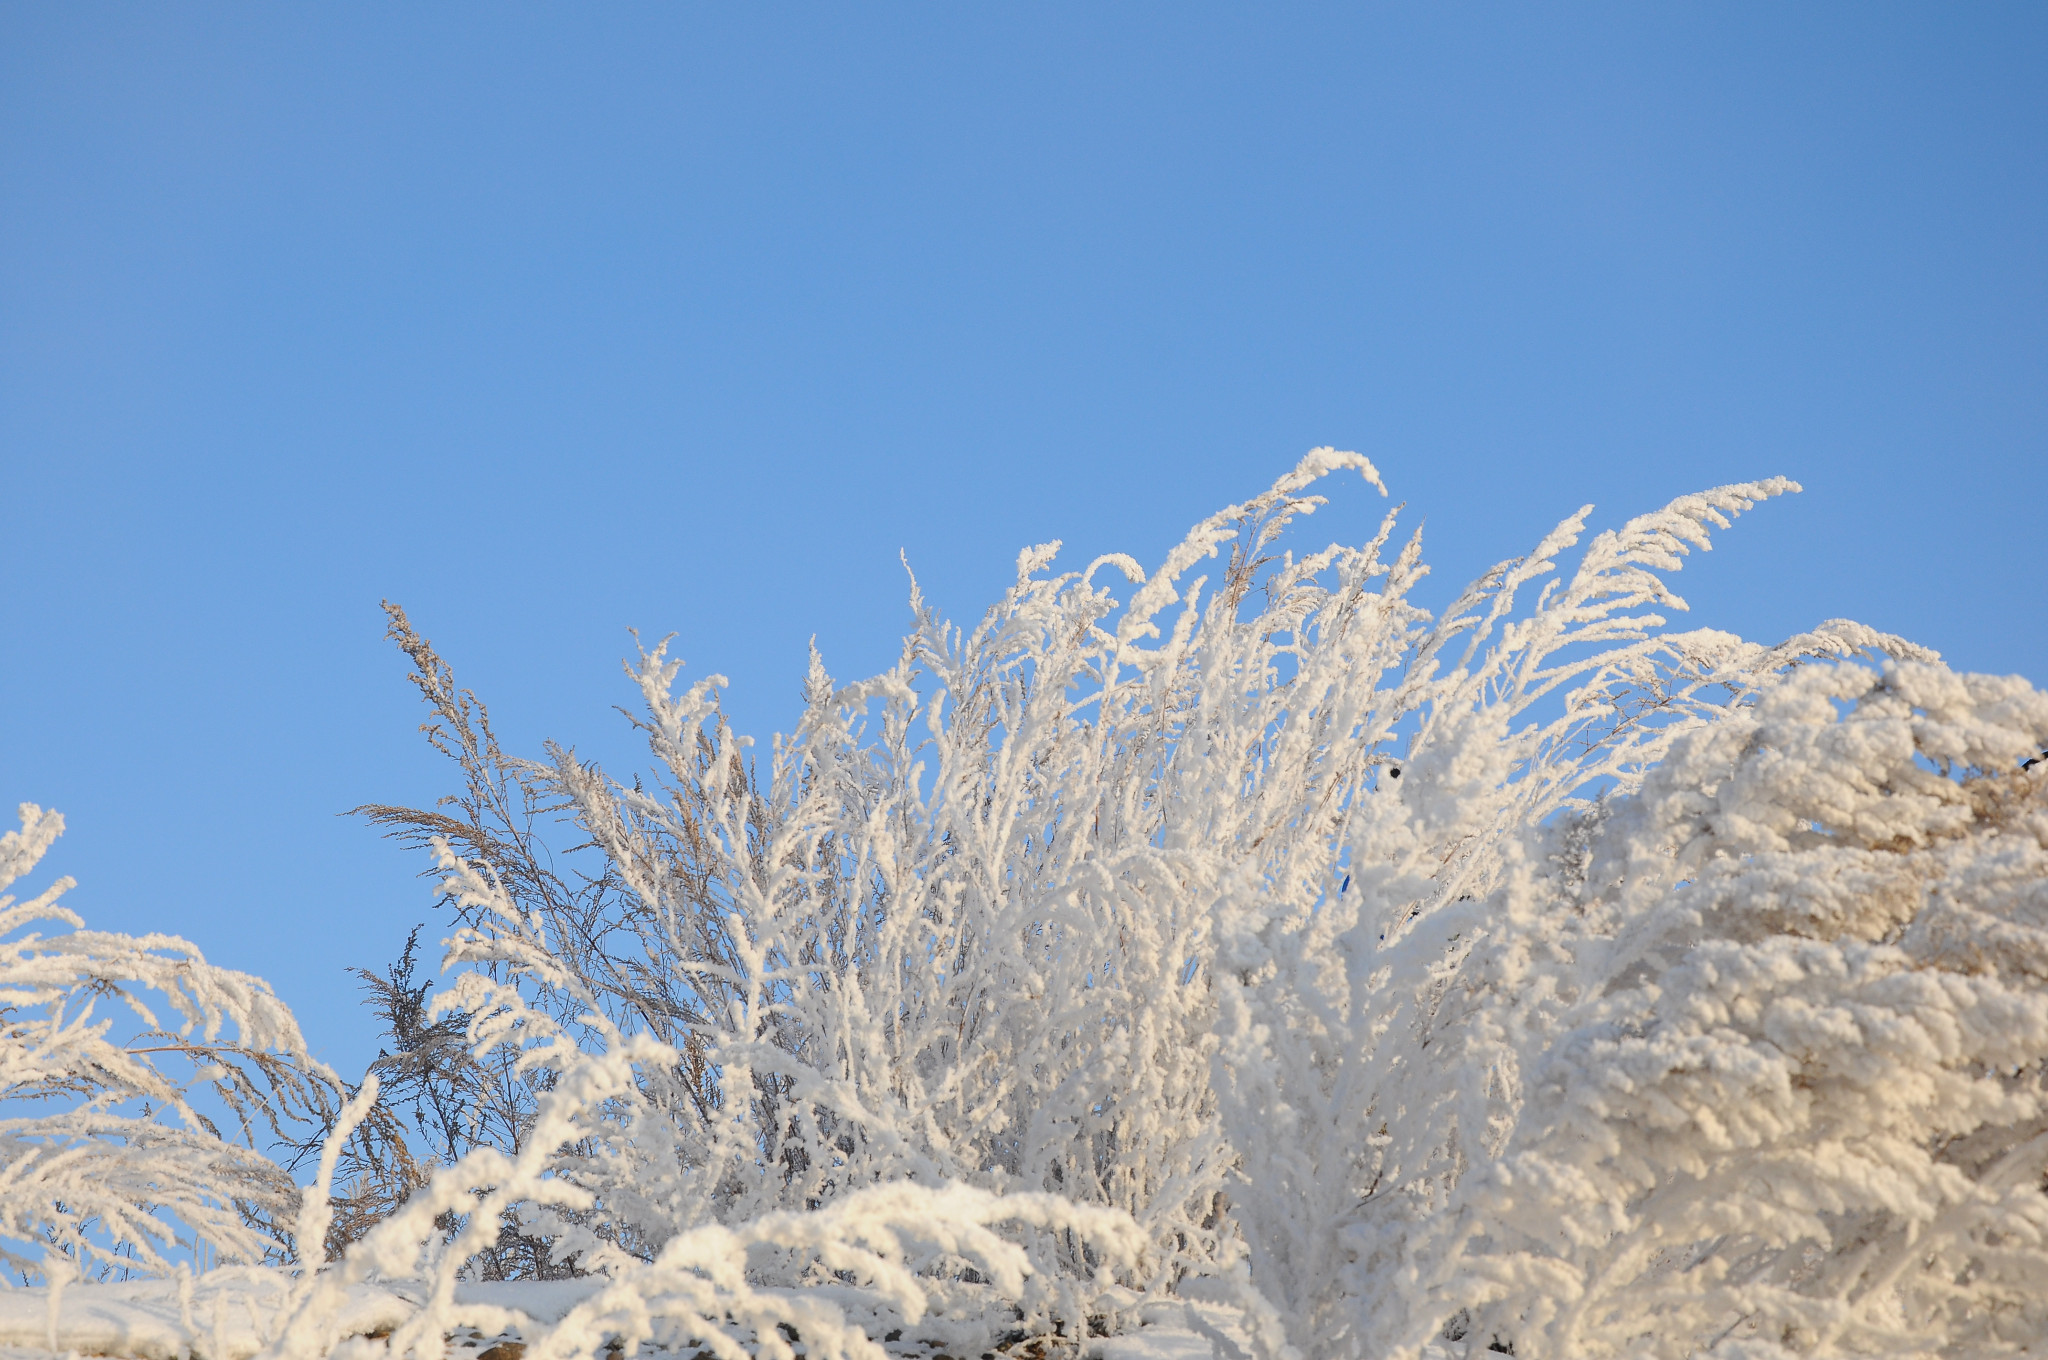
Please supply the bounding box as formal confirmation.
[0,1278,602,1360]
[0,1281,1245,1360]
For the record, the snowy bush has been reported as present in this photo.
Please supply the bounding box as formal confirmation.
[0,805,337,1281]
[7,451,2047,1360]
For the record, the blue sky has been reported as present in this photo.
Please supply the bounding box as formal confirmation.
[4,5,2044,1078]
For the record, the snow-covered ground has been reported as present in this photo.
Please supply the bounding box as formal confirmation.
[0,1278,1254,1360]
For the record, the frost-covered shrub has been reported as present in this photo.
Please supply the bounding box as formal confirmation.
[10,451,2047,1360]
[0,805,337,1281]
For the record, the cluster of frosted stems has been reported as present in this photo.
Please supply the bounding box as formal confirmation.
[6,451,2047,1359]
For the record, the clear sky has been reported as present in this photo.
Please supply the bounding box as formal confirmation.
[4,5,2044,1078]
